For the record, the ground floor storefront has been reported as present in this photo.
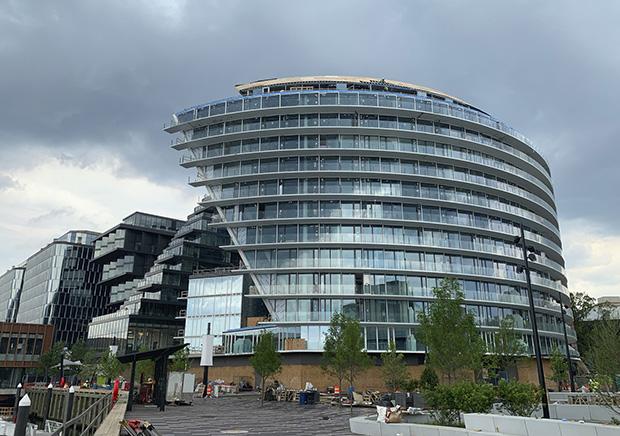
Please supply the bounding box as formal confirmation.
[185,353,554,392]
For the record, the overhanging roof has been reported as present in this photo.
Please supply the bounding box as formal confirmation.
[116,343,188,363]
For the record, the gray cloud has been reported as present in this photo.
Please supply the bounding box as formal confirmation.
[0,174,19,191]
[0,0,619,272]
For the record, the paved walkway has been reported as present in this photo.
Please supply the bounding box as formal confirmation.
[124,394,368,435]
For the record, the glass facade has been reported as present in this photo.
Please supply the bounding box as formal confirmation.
[0,266,25,322]
[87,206,235,353]
[14,231,105,346]
[183,274,244,351]
[168,76,573,355]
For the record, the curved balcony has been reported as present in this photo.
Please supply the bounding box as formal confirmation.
[203,189,561,241]
[171,112,552,186]
[180,139,556,204]
[165,90,549,177]
[196,167,558,224]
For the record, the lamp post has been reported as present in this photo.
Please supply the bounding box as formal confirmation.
[59,346,68,386]
[559,298,576,392]
[202,322,211,398]
[515,223,550,419]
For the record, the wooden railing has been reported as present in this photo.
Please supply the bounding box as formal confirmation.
[50,392,113,436]
[26,387,113,430]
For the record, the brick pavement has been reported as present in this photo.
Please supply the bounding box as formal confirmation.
[124,394,369,435]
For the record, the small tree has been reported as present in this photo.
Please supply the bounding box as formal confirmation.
[497,380,541,416]
[250,332,281,406]
[78,350,99,384]
[170,346,190,372]
[322,313,371,411]
[381,341,408,392]
[486,315,528,380]
[420,366,439,390]
[569,292,596,357]
[586,318,620,392]
[341,316,372,412]
[549,346,568,391]
[39,341,65,380]
[322,313,348,399]
[70,340,89,363]
[98,350,124,383]
[417,278,486,383]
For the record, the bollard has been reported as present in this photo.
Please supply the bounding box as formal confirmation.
[14,394,31,436]
[40,383,54,430]
[13,383,22,423]
[63,386,75,435]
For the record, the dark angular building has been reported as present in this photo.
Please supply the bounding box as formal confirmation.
[87,206,234,353]
[15,231,105,346]
[92,212,184,308]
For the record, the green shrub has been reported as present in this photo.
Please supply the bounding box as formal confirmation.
[453,381,496,414]
[497,380,541,416]
[420,367,439,389]
[402,378,421,392]
[424,381,495,426]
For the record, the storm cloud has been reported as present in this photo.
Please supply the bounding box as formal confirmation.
[0,0,618,296]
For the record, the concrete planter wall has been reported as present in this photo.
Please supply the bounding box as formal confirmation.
[350,412,620,436]
[464,413,620,436]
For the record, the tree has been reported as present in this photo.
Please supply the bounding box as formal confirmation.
[420,367,439,390]
[322,313,371,410]
[170,346,190,372]
[549,346,568,391]
[341,316,372,412]
[98,350,124,383]
[417,278,486,383]
[569,292,596,357]
[485,316,528,380]
[70,340,89,363]
[39,341,65,380]
[585,318,620,392]
[250,332,281,406]
[77,349,99,384]
[381,341,408,392]
[497,380,541,416]
[322,312,348,399]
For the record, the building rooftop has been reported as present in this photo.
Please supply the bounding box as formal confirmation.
[234,75,480,111]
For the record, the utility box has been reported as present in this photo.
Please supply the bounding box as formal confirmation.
[166,372,196,404]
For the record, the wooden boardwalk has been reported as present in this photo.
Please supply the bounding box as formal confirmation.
[124,394,367,435]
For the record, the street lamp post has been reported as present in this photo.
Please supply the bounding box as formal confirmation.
[559,299,576,392]
[59,347,68,386]
[516,223,550,419]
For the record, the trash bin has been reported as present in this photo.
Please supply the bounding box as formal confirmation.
[313,390,320,404]
[305,390,319,405]
[299,391,308,405]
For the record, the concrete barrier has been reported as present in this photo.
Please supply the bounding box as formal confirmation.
[351,412,620,436]
[464,413,620,436]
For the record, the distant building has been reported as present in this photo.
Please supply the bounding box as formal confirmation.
[0,322,54,389]
[13,231,104,346]
[91,212,185,308]
[87,207,234,353]
[0,264,26,322]
[585,296,620,321]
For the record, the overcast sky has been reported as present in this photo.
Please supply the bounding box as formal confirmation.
[0,0,618,298]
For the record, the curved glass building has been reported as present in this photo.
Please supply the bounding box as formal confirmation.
[166,76,573,357]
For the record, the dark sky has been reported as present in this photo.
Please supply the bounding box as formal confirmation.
[0,0,618,297]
